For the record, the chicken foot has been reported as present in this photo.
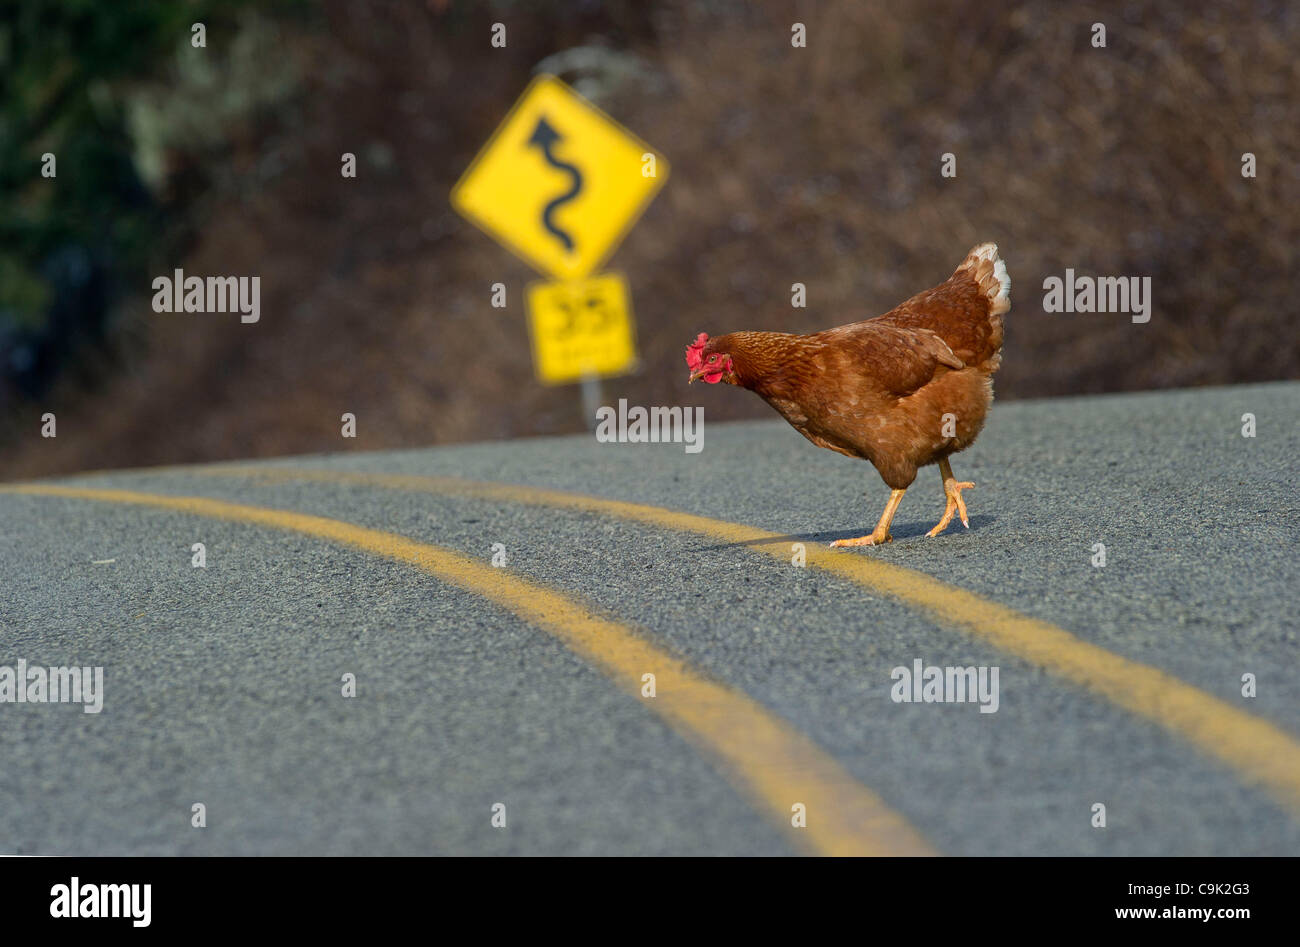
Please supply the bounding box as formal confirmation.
[926,458,974,537]
[831,488,906,548]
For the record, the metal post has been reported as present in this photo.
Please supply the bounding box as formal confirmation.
[580,373,602,431]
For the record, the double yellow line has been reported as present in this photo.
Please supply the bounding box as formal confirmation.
[3,482,933,857]
[197,466,1300,817]
[10,465,1300,854]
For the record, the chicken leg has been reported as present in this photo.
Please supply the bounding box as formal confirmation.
[926,458,974,537]
[831,488,906,548]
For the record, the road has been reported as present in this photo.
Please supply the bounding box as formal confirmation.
[1,382,1297,855]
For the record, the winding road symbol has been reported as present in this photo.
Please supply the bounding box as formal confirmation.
[526,115,583,253]
[450,76,667,279]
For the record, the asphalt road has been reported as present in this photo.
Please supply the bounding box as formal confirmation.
[1,382,1297,855]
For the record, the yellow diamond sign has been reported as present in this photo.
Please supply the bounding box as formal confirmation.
[526,272,638,384]
[451,75,669,280]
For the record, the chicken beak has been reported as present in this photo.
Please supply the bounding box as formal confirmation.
[688,368,707,384]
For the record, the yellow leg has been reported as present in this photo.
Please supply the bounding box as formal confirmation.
[926,458,974,538]
[831,488,906,548]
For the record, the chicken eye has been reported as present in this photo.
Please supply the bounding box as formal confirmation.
[709,355,717,362]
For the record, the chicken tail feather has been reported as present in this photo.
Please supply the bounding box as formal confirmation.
[955,242,1011,317]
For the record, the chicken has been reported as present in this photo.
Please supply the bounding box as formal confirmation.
[685,243,1010,547]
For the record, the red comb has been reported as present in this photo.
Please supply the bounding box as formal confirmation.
[685,332,709,371]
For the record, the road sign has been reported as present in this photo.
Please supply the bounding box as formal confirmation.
[526,272,638,384]
[451,75,669,280]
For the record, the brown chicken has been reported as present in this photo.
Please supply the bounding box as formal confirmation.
[686,243,1009,547]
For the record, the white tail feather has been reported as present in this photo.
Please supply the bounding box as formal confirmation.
[959,243,1011,316]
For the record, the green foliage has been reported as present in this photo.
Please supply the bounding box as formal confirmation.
[0,0,264,382]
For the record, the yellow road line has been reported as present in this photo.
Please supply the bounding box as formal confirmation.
[2,483,933,857]
[197,465,1300,816]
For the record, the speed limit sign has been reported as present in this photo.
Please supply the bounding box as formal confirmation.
[525,271,638,384]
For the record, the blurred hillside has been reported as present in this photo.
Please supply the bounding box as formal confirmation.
[2,0,1297,479]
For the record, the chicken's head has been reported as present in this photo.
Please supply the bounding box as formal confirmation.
[685,332,735,384]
